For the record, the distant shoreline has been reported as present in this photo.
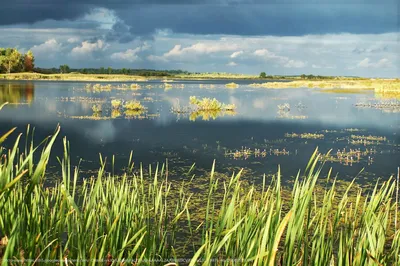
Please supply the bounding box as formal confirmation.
[0,72,369,82]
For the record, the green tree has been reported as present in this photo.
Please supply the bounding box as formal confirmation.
[300,74,306,80]
[0,48,22,73]
[107,67,112,74]
[60,65,70,74]
[24,50,35,72]
[259,72,267,78]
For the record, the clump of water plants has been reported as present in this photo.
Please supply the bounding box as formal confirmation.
[86,83,112,92]
[285,132,324,139]
[130,83,141,90]
[189,96,236,111]
[91,104,102,113]
[111,99,122,109]
[164,83,173,88]
[124,109,145,118]
[124,100,145,110]
[351,134,386,141]
[225,82,239,89]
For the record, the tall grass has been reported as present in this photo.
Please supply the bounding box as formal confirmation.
[0,126,399,265]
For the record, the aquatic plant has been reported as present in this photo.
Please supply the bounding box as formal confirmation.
[111,99,122,109]
[285,132,324,139]
[130,83,141,90]
[85,83,112,92]
[225,82,239,89]
[124,109,145,118]
[189,96,236,111]
[351,134,386,141]
[91,104,102,113]
[124,100,145,110]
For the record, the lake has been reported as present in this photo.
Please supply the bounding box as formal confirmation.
[0,80,399,184]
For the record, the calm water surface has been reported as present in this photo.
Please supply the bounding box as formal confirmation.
[0,80,399,183]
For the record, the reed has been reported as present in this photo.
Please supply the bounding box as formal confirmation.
[0,126,399,265]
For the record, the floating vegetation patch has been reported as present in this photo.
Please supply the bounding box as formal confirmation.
[69,115,111,120]
[285,132,324,139]
[58,96,105,104]
[350,139,382,146]
[225,82,239,89]
[318,148,376,166]
[85,83,112,92]
[351,134,387,141]
[344,128,365,132]
[355,100,400,113]
[224,147,289,159]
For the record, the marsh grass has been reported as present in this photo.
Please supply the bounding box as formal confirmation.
[0,125,399,265]
[124,100,146,111]
[111,99,122,109]
[189,96,236,111]
[225,82,239,89]
[285,132,324,139]
[130,83,141,90]
[91,104,102,113]
[250,79,400,93]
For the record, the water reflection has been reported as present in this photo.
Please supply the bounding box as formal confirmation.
[0,82,35,104]
[0,80,398,182]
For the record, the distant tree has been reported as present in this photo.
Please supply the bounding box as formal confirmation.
[300,74,306,79]
[107,67,112,74]
[24,50,35,72]
[259,72,267,78]
[100,67,105,74]
[60,65,70,74]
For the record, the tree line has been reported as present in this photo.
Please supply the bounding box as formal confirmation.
[0,48,35,73]
[36,66,190,77]
[259,72,337,80]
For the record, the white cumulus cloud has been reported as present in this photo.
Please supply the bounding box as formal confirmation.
[30,39,62,58]
[230,51,243,58]
[111,43,151,62]
[71,40,108,57]
[357,58,392,68]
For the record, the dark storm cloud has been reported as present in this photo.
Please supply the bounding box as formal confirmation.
[0,0,398,37]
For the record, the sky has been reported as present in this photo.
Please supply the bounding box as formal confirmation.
[0,0,399,77]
